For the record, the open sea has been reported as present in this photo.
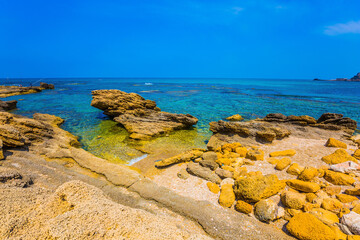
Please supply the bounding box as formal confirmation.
[2,78,360,164]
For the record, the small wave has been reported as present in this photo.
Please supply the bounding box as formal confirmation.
[127,154,148,165]
[145,82,153,86]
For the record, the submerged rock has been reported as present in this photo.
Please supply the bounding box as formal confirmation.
[91,90,198,139]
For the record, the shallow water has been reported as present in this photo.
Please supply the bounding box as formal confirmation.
[2,78,360,163]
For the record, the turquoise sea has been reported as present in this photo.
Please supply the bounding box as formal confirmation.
[2,78,360,163]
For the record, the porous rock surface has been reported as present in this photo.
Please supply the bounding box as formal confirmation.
[0,82,54,98]
[91,90,198,139]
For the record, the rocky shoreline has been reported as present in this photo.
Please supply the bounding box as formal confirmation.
[1,84,360,239]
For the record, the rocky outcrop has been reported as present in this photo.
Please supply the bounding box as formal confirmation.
[91,90,198,139]
[0,83,55,98]
[0,100,17,111]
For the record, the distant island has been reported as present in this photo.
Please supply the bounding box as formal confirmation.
[314,72,360,82]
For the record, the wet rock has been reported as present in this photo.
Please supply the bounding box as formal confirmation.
[91,90,198,139]
[40,82,55,89]
[322,149,357,164]
[269,149,296,157]
[186,162,221,184]
[254,199,277,222]
[215,168,233,179]
[275,157,291,170]
[324,170,355,186]
[309,208,339,226]
[287,179,321,193]
[341,211,360,235]
[218,184,235,208]
[326,138,347,149]
[0,100,17,111]
[206,182,220,194]
[234,174,285,203]
[226,114,243,121]
[281,190,306,210]
[235,200,253,214]
[286,212,336,240]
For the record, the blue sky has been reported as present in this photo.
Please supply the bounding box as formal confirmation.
[0,0,359,79]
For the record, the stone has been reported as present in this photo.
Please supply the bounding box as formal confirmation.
[329,225,347,240]
[206,182,220,194]
[298,167,319,181]
[345,188,360,196]
[218,184,235,208]
[33,113,64,126]
[326,138,347,149]
[287,163,305,176]
[40,82,55,89]
[306,193,318,203]
[199,159,219,171]
[0,85,44,98]
[286,213,336,240]
[353,204,360,214]
[177,168,190,180]
[318,113,343,123]
[220,142,243,153]
[226,114,243,121]
[321,198,343,213]
[330,161,360,174]
[220,178,235,186]
[281,190,306,210]
[234,174,285,203]
[267,157,280,165]
[348,235,360,240]
[215,168,233,179]
[235,200,253,214]
[341,211,360,235]
[202,151,218,161]
[324,186,342,196]
[155,149,204,167]
[287,115,317,124]
[287,179,321,193]
[322,149,357,165]
[324,170,355,186]
[91,90,198,139]
[0,99,17,111]
[235,147,247,157]
[255,130,276,143]
[309,208,339,226]
[186,162,221,184]
[275,157,291,170]
[336,194,358,203]
[254,199,277,222]
[263,113,287,122]
[245,148,264,161]
[0,139,3,160]
[269,149,296,157]
[354,149,360,160]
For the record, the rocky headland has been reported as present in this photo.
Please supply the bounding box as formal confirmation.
[91,90,198,139]
[314,72,360,82]
[0,82,54,98]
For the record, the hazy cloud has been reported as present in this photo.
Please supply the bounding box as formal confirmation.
[324,20,360,35]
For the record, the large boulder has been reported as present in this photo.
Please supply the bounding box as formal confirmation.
[254,199,278,222]
[0,100,17,111]
[341,211,360,235]
[91,90,198,139]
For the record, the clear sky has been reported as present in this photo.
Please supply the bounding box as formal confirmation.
[1,0,360,79]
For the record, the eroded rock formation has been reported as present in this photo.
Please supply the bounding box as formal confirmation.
[91,90,198,139]
[0,100,17,111]
[0,82,54,98]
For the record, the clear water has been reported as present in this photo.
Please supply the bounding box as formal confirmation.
[2,78,360,163]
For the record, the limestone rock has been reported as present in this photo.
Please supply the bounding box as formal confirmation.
[286,213,336,240]
[322,149,357,164]
[354,149,360,160]
[287,115,317,124]
[321,198,343,213]
[298,167,319,181]
[0,85,45,98]
[309,208,339,226]
[33,113,64,126]
[324,170,355,186]
[330,161,360,174]
[275,157,291,170]
[246,148,264,161]
[218,184,235,208]
[336,194,358,203]
[286,163,304,175]
[215,168,233,179]
[326,138,347,149]
[345,188,360,196]
[263,113,287,122]
[254,199,277,222]
[234,174,285,203]
[287,179,321,193]
[202,151,218,162]
[186,162,221,184]
[0,99,17,111]
[269,149,296,157]
[235,200,253,214]
[199,159,219,171]
[226,114,243,121]
[255,130,276,143]
[155,149,204,167]
[206,182,220,194]
[91,90,198,139]
[281,190,306,210]
[177,168,190,180]
[341,211,360,235]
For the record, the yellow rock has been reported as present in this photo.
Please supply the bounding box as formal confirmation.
[326,138,348,149]
[218,184,235,208]
[235,200,253,214]
[235,147,247,157]
[286,213,336,240]
[286,208,302,217]
[321,198,343,213]
[325,186,342,196]
[287,179,321,193]
[221,143,242,153]
[309,208,339,226]
[338,207,351,218]
[281,190,306,210]
[329,225,347,240]
[303,202,320,212]
[269,149,296,157]
[275,157,291,170]
[246,148,264,161]
[246,171,262,177]
[318,169,325,178]
[267,157,280,165]
[336,194,358,203]
[324,170,355,186]
[233,167,247,180]
[298,167,319,181]
[347,235,360,240]
[226,114,243,121]
[322,149,357,164]
[222,165,235,172]
[207,182,220,194]
[352,203,360,214]
[287,163,305,176]
[306,193,317,203]
[354,149,360,160]
[216,157,233,166]
[345,188,360,196]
